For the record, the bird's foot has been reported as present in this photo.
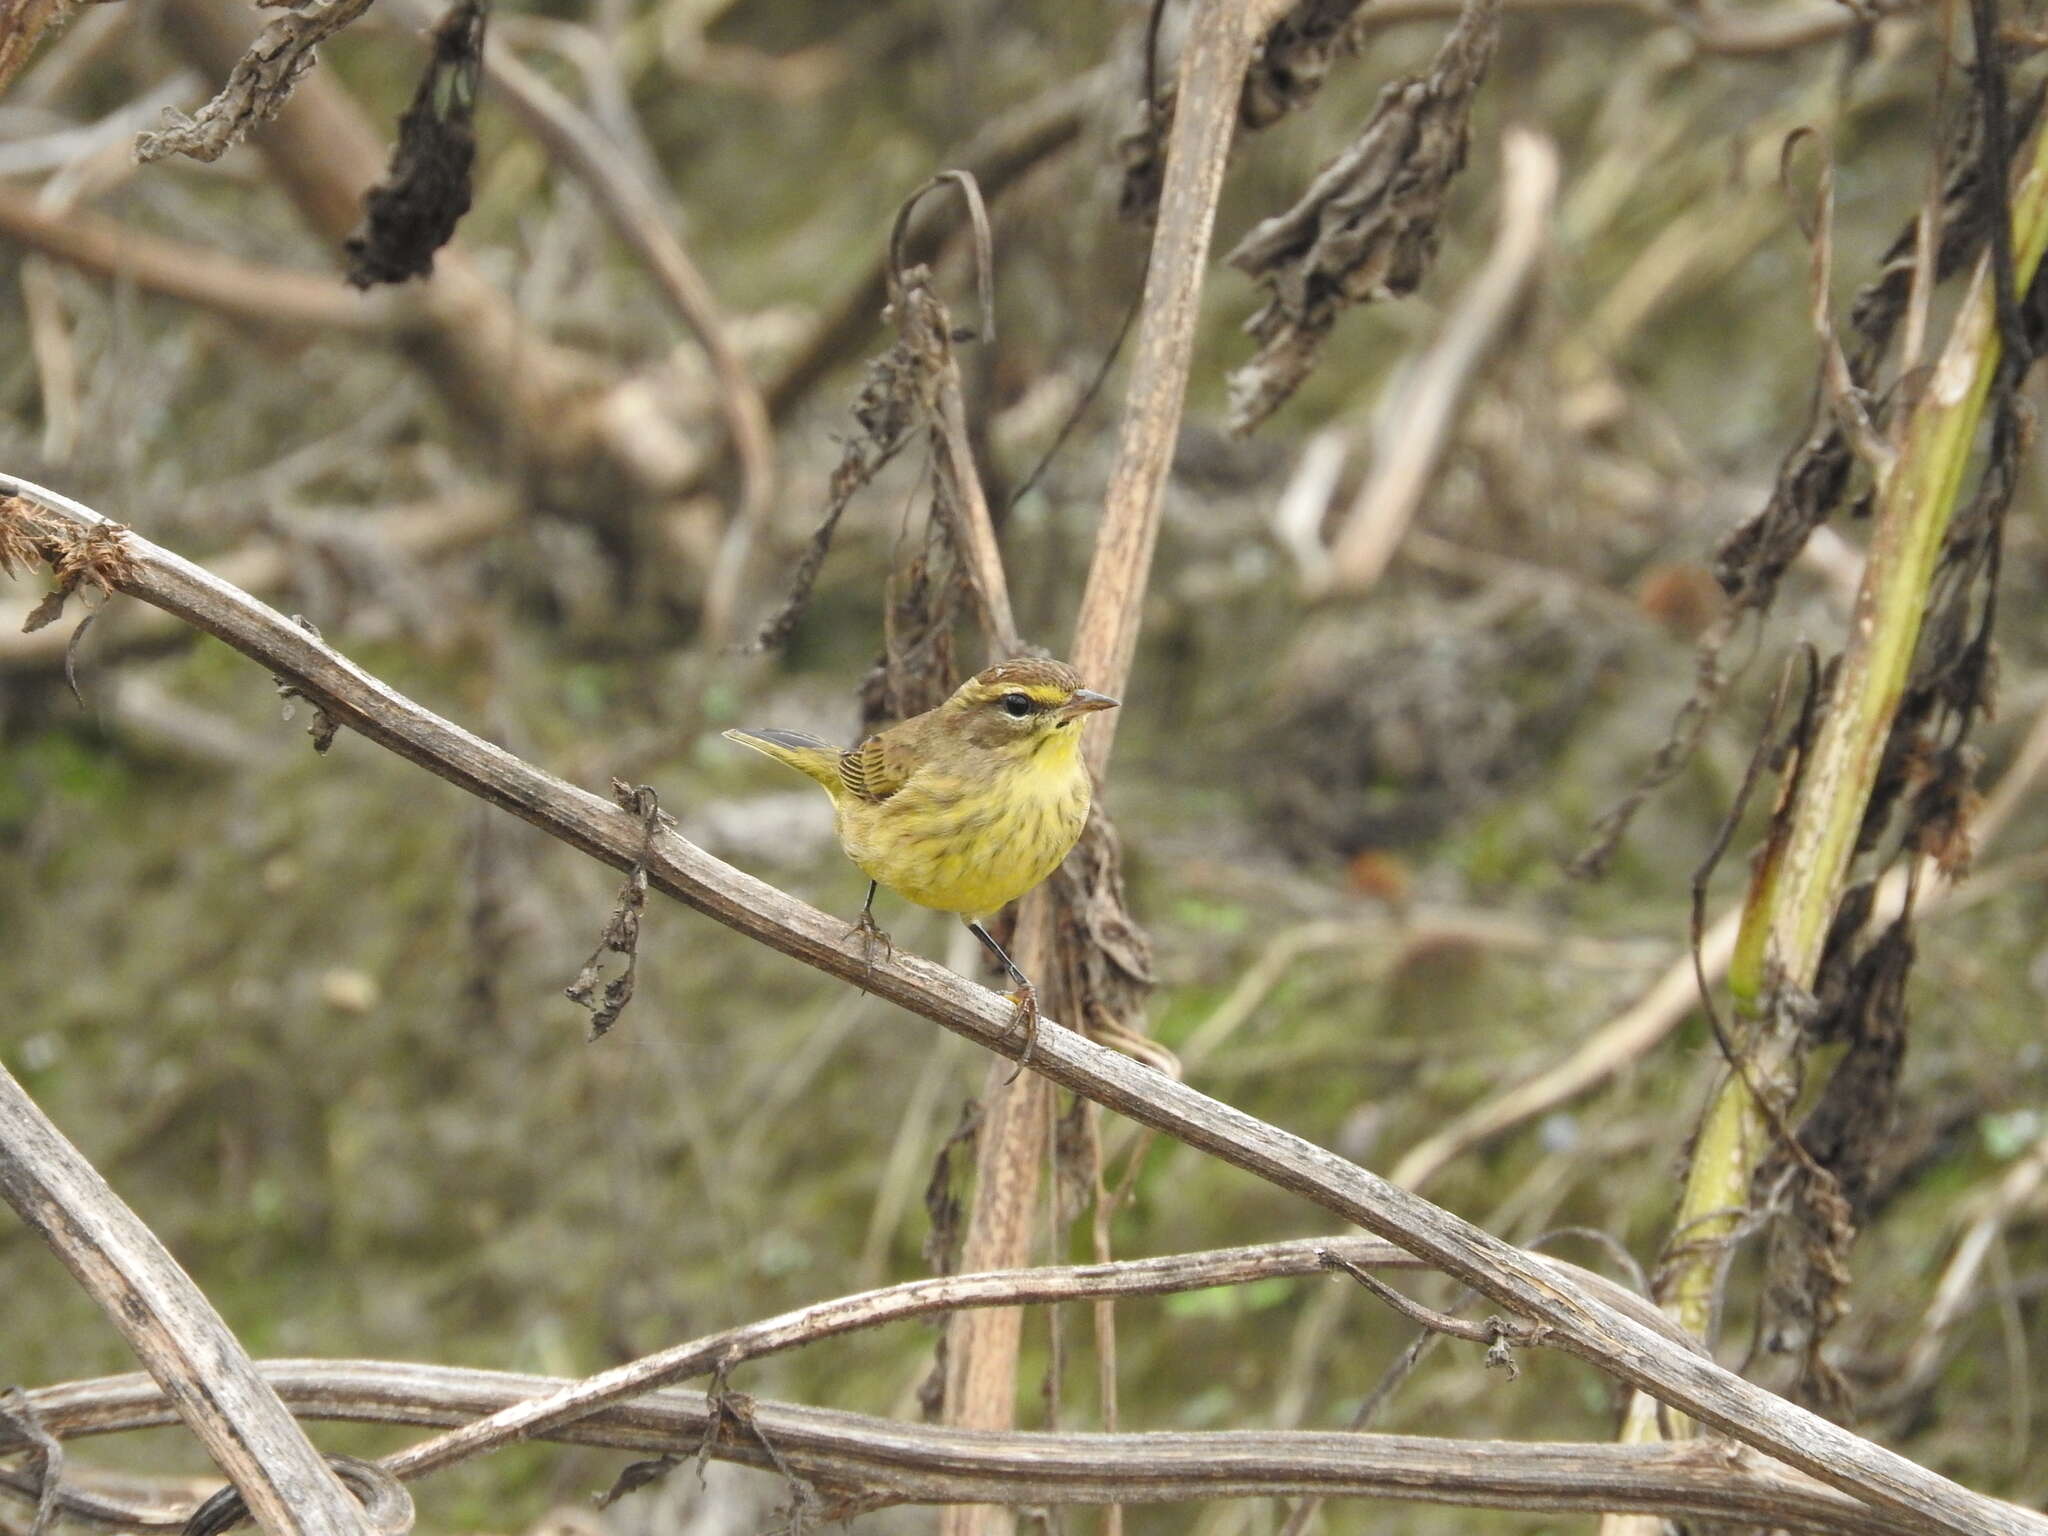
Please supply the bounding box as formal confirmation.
[998,979,1040,1082]
[845,908,893,993]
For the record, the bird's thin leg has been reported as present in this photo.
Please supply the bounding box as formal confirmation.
[966,919,1038,1079]
[847,881,891,992]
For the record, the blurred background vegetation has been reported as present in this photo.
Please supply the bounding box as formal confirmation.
[5,1,2048,1532]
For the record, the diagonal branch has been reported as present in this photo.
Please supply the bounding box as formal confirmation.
[0,1060,377,1535]
[0,478,2037,1536]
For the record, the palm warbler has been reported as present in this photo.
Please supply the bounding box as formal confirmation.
[725,658,1118,1056]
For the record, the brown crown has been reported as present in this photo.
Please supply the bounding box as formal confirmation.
[969,658,1083,695]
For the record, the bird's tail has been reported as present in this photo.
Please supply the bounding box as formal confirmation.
[723,728,844,796]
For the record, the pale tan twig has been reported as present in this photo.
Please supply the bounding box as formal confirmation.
[0,179,408,336]
[1889,1127,2048,1404]
[1320,128,1559,594]
[1388,690,2048,1195]
[381,1238,1448,1482]
[1791,132,1899,478]
[1319,1249,1550,1377]
[1351,0,1914,54]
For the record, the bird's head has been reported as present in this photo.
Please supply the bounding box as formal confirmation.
[945,658,1118,754]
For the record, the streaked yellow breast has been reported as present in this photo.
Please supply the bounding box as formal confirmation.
[837,733,1092,917]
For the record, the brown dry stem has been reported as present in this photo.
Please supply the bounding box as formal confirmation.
[1317,125,1557,593]
[939,5,1283,1528]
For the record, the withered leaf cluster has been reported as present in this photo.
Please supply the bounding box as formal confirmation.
[564,780,669,1039]
[345,0,489,288]
[1579,84,2048,878]
[1224,0,1501,433]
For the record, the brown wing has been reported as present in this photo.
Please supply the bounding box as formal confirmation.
[837,731,917,803]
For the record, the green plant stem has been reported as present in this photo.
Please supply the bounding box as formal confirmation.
[1653,112,2048,1413]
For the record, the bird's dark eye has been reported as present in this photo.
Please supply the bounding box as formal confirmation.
[1001,693,1032,718]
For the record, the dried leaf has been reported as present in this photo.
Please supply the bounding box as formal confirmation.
[135,0,378,164]
[565,781,669,1038]
[596,1455,680,1510]
[20,587,68,633]
[1240,0,1370,130]
[747,308,932,653]
[1225,0,1500,433]
[344,0,487,288]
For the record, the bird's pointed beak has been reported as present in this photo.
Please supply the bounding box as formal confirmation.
[1059,689,1120,720]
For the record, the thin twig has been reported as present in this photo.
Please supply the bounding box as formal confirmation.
[887,171,1022,661]
[1318,1251,1550,1377]
[134,0,377,164]
[0,1391,60,1536]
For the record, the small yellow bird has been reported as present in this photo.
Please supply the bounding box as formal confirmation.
[725,658,1118,1057]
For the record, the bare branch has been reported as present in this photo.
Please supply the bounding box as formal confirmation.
[941,5,1289,1519]
[0,479,2037,1536]
[1080,0,1297,766]
[0,179,410,335]
[0,1361,1972,1536]
[0,1391,61,1536]
[1350,0,1907,53]
[375,1235,1684,1485]
[0,0,76,101]
[0,1059,378,1534]
[1319,1249,1549,1377]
